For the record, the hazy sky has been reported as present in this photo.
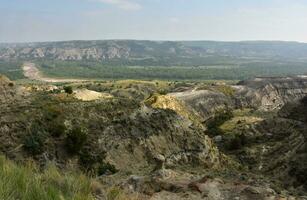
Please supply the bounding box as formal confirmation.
[1,0,307,43]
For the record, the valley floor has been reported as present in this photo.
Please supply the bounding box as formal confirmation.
[22,62,88,83]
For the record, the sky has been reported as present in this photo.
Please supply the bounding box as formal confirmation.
[0,0,307,43]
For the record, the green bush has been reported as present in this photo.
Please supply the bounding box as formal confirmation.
[48,119,66,137]
[158,89,168,95]
[43,105,63,121]
[216,85,235,96]
[23,123,47,155]
[66,127,88,154]
[97,162,118,176]
[226,134,247,151]
[64,86,73,94]
[206,109,233,136]
[79,147,106,173]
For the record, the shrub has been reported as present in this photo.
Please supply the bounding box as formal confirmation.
[23,123,47,155]
[226,134,247,151]
[288,160,307,189]
[64,86,73,94]
[98,162,118,176]
[158,89,168,95]
[66,127,88,154]
[79,147,106,173]
[48,119,66,137]
[216,85,235,96]
[43,105,63,121]
[206,109,233,136]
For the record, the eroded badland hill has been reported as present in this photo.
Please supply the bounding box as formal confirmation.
[1,74,307,199]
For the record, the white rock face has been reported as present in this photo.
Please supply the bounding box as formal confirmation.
[0,44,131,61]
[236,77,307,111]
[73,89,113,101]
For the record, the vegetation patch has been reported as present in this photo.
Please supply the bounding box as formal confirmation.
[98,162,118,176]
[146,94,204,128]
[66,126,88,154]
[215,85,235,96]
[220,116,263,133]
[64,86,73,94]
[37,60,307,81]
[0,156,94,200]
[23,123,48,155]
[206,109,234,136]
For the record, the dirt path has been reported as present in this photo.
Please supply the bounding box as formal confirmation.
[22,62,87,83]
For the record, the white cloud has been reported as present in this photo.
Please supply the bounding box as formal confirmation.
[93,0,142,11]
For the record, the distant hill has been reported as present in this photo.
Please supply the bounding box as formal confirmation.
[1,40,307,65]
[2,40,307,81]
[182,41,307,59]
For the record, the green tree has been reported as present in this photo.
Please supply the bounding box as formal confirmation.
[64,86,73,94]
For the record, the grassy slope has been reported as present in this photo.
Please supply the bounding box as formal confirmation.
[0,156,94,200]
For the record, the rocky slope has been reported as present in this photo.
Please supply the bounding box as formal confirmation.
[170,77,307,123]
[213,96,307,196]
[2,76,307,199]
[0,77,231,175]
[0,75,14,102]
[235,76,307,110]
[171,89,234,122]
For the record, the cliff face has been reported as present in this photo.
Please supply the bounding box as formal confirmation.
[102,105,228,173]
[2,40,307,61]
[170,90,234,122]
[0,46,131,61]
[0,41,191,61]
[235,77,307,111]
[163,77,307,142]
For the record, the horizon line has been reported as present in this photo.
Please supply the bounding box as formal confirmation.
[1,39,307,45]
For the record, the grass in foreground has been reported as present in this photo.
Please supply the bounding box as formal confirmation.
[0,156,94,200]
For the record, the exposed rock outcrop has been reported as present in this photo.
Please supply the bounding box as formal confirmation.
[0,41,188,61]
[170,90,234,122]
[170,77,307,120]
[235,77,307,111]
[121,169,291,200]
[101,104,231,173]
[0,80,232,175]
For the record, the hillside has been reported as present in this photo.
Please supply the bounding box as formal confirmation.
[1,40,307,81]
[2,40,307,62]
[1,75,307,199]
